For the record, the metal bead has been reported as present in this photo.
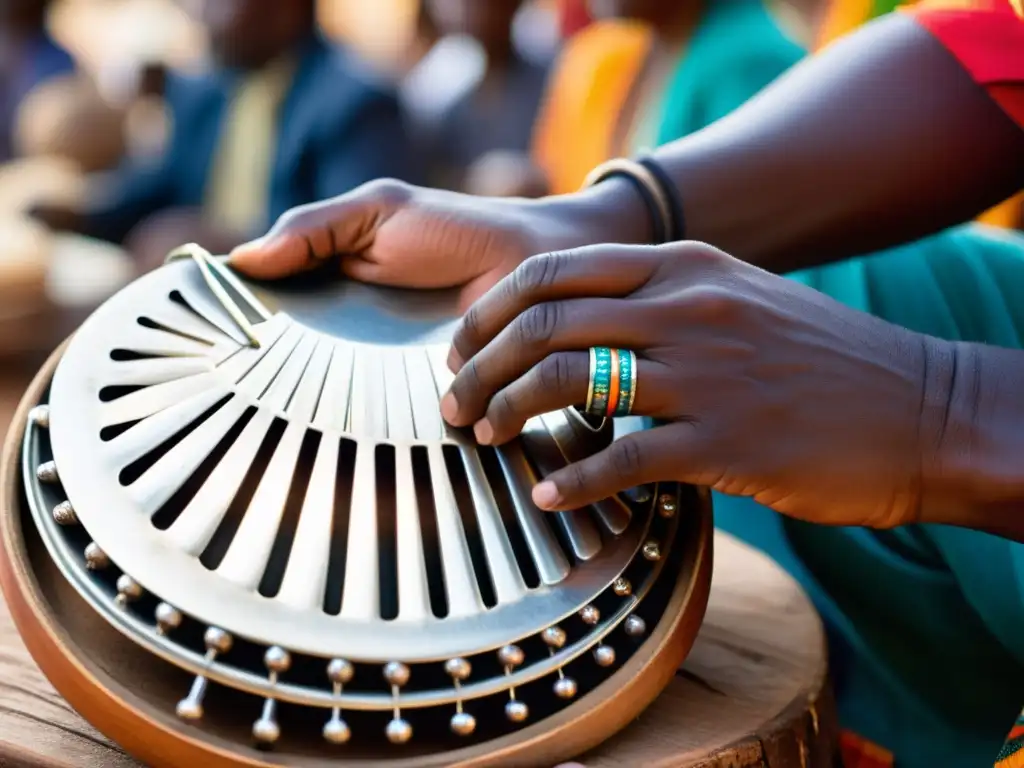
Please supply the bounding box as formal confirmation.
[36,461,59,484]
[624,614,647,637]
[642,541,661,561]
[175,699,203,721]
[115,575,142,605]
[612,577,632,597]
[445,657,471,681]
[579,605,600,625]
[450,711,476,736]
[505,699,529,723]
[52,500,77,526]
[29,405,49,428]
[322,718,351,744]
[252,718,280,745]
[553,677,578,699]
[83,542,109,570]
[386,717,413,744]
[497,644,524,668]
[593,644,616,667]
[327,658,354,684]
[658,493,677,517]
[542,626,566,649]
[264,646,291,673]
[383,661,410,687]
[204,626,233,654]
[155,603,182,634]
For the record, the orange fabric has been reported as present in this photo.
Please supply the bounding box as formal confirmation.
[531,21,652,195]
[839,731,895,768]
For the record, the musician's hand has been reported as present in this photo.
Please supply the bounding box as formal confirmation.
[227,179,648,310]
[439,242,954,530]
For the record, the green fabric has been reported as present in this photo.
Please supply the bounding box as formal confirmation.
[643,0,806,148]
[715,225,1024,768]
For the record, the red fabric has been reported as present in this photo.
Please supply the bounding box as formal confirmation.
[558,0,592,38]
[839,731,894,768]
[908,0,1024,127]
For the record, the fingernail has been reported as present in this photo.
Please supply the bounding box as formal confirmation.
[447,347,464,373]
[440,392,458,423]
[533,481,560,510]
[474,419,493,445]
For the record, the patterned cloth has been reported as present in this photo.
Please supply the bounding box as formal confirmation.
[996,710,1024,767]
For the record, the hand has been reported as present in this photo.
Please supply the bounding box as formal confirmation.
[228,179,649,311]
[439,242,950,530]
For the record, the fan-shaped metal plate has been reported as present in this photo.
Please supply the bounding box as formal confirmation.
[45,259,646,662]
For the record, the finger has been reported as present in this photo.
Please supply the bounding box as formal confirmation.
[475,353,667,446]
[228,179,411,280]
[449,245,663,371]
[442,297,652,427]
[532,426,690,511]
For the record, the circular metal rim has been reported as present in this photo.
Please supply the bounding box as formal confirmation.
[0,344,715,767]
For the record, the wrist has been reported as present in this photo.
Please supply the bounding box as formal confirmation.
[532,177,654,250]
[919,339,1024,537]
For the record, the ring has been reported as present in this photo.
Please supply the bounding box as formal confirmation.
[585,348,638,418]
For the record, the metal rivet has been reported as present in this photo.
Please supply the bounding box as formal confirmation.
[52,500,77,526]
[36,461,58,484]
[593,644,616,667]
[115,575,142,606]
[84,542,109,570]
[642,541,661,561]
[658,493,677,517]
[252,717,280,745]
[624,614,647,637]
[505,700,529,723]
[445,657,471,681]
[175,699,203,721]
[29,405,49,428]
[322,718,351,744]
[579,605,600,625]
[497,644,524,668]
[542,626,566,649]
[264,646,291,674]
[204,627,233,654]
[383,661,410,687]
[327,658,354,684]
[613,577,632,597]
[155,602,182,634]
[386,717,412,744]
[553,677,578,699]
[450,711,476,736]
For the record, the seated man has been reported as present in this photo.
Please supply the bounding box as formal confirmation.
[32,0,418,267]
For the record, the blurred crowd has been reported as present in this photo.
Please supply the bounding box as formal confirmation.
[0,0,1018,358]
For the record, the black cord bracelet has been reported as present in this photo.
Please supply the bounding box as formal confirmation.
[637,155,686,242]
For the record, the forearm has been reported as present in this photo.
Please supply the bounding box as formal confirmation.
[921,340,1024,541]
[553,14,1024,272]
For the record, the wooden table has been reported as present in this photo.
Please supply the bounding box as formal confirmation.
[0,370,836,767]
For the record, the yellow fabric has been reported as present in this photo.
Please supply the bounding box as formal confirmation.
[531,21,652,195]
[204,58,295,235]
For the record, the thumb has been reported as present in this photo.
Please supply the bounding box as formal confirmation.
[228,179,411,280]
[532,425,696,512]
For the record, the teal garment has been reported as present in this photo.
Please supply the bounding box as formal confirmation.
[649,0,806,148]
[714,225,1024,768]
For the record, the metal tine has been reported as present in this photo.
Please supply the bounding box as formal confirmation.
[340,443,379,619]
[102,356,213,388]
[174,277,250,347]
[203,252,274,321]
[126,398,251,514]
[405,347,445,441]
[165,408,277,554]
[347,345,386,438]
[234,325,304,400]
[275,432,339,609]
[216,333,326,586]
[382,349,431,621]
[541,411,631,536]
[110,320,216,360]
[459,448,527,605]
[285,337,333,422]
[429,443,483,617]
[524,415,602,561]
[496,441,571,585]
[311,342,353,434]
[144,296,233,348]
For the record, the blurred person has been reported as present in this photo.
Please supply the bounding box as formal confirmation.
[31,0,417,271]
[410,0,554,194]
[533,0,806,196]
[0,0,74,163]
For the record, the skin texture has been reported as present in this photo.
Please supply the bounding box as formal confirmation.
[228,13,1024,539]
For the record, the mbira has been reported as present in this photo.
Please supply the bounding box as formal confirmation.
[0,245,712,767]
